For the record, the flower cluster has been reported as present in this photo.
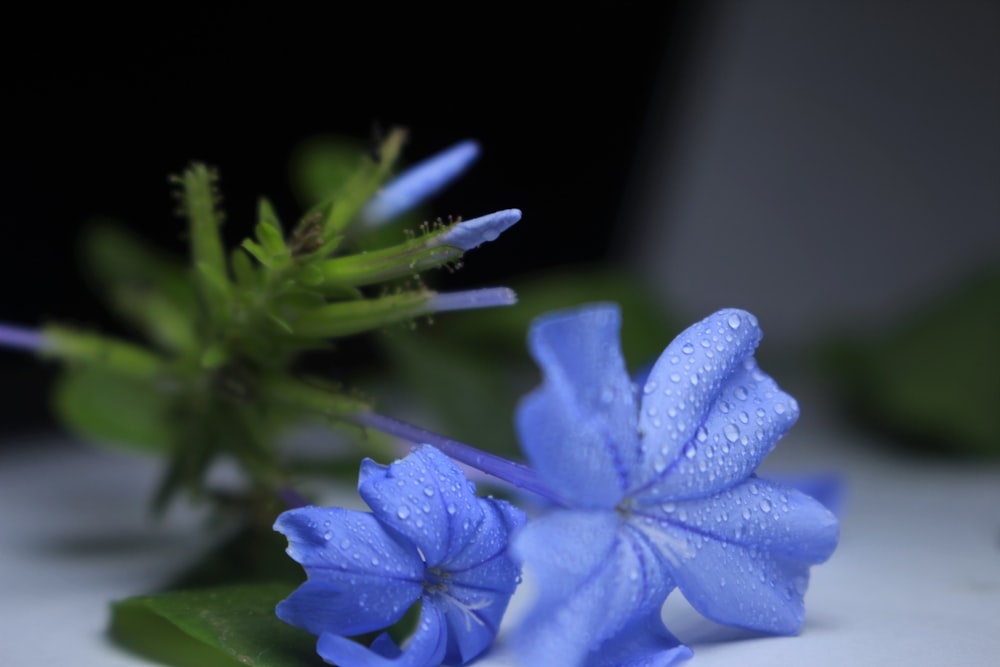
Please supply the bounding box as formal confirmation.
[275,304,839,667]
[275,446,525,666]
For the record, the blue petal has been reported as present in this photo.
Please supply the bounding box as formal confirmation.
[633,310,774,495]
[633,354,799,500]
[436,208,521,251]
[274,507,424,636]
[584,612,693,667]
[437,499,527,664]
[277,579,420,637]
[513,510,675,667]
[629,477,839,634]
[359,446,485,567]
[517,304,639,508]
[359,139,480,227]
[316,599,449,667]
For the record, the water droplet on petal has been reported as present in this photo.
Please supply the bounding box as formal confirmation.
[695,426,708,442]
[728,313,741,329]
[683,442,697,459]
[682,342,695,354]
[724,423,740,442]
[759,499,772,513]
[774,402,786,415]
[446,503,457,515]
[397,505,411,520]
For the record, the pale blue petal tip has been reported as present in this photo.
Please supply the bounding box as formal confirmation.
[426,287,517,313]
[437,208,521,250]
[360,139,481,227]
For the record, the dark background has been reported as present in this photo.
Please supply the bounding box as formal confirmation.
[1,4,703,433]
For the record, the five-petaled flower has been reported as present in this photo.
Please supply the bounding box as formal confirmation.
[275,446,526,667]
[512,305,839,667]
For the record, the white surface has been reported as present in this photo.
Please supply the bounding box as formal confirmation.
[1,418,999,666]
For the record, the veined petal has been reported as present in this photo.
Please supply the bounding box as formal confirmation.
[274,507,424,636]
[635,310,763,482]
[517,304,639,508]
[629,477,839,635]
[584,612,692,667]
[438,499,527,664]
[317,600,449,667]
[277,579,420,637]
[513,510,674,667]
[275,506,424,581]
[359,139,480,227]
[632,355,798,500]
[359,447,485,567]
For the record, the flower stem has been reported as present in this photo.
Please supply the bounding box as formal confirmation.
[350,411,564,504]
[0,323,46,351]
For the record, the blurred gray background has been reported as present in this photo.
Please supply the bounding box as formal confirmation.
[623,0,999,344]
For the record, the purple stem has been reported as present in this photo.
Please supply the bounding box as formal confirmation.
[351,411,565,505]
[0,323,46,351]
[277,485,310,510]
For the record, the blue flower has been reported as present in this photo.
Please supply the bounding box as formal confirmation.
[513,305,839,667]
[275,446,526,667]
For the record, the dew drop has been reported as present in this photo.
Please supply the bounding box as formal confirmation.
[727,313,741,329]
[695,426,708,443]
[689,374,699,386]
[681,342,695,355]
[735,386,749,400]
[340,538,351,549]
[739,411,750,424]
[683,442,697,459]
[774,402,786,415]
[742,508,751,520]
[423,486,435,497]
[759,499,772,513]
[446,503,457,515]
[661,502,676,513]
[643,381,657,395]
[670,372,681,383]
[397,505,411,520]
[724,423,740,442]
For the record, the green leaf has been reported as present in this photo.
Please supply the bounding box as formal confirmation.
[110,583,325,667]
[822,268,1000,457]
[81,222,198,347]
[53,366,172,453]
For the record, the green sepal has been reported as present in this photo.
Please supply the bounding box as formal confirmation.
[255,221,291,270]
[258,197,284,235]
[109,583,325,667]
[298,127,407,236]
[43,326,166,378]
[53,365,173,453]
[288,290,431,339]
[172,163,230,313]
[231,248,260,290]
[82,223,198,349]
[317,237,461,290]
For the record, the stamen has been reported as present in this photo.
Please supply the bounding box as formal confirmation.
[351,411,564,504]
